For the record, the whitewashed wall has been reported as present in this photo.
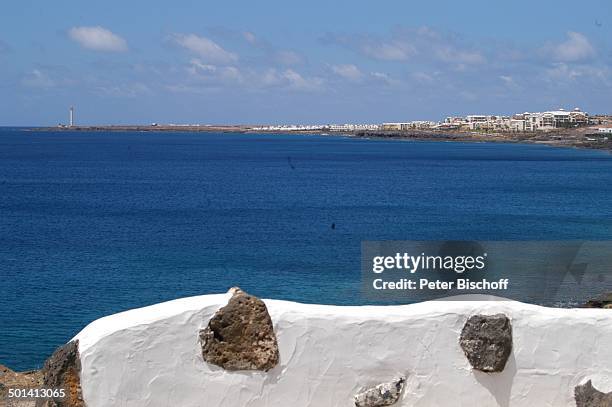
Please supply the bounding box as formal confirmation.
[75,293,612,406]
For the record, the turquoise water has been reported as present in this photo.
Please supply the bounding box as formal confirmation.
[1,129,612,370]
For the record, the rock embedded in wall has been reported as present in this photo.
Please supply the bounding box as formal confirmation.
[354,377,406,407]
[199,288,279,371]
[575,380,612,407]
[459,314,512,372]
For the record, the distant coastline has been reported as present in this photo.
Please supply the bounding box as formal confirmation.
[32,124,612,152]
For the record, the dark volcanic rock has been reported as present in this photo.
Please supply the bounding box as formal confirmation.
[37,340,84,407]
[199,287,279,371]
[575,380,612,407]
[459,314,512,372]
[583,292,612,309]
[354,377,405,407]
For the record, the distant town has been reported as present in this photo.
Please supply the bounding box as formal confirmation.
[52,106,612,152]
[250,107,612,134]
[58,106,612,134]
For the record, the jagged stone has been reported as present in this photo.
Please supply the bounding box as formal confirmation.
[199,287,279,371]
[575,380,612,407]
[36,340,84,407]
[459,314,512,372]
[354,377,405,407]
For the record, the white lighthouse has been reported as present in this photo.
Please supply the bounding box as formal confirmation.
[69,106,74,127]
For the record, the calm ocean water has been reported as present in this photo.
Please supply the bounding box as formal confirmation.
[1,129,612,370]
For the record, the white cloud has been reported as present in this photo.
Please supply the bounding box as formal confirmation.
[259,68,323,91]
[188,59,243,83]
[326,27,486,67]
[331,64,363,81]
[22,69,56,88]
[180,59,321,92]
[95,83,152,98]
[243,31,257,44]
[21,68,76,89]
[173,67,324,93]
[435,46,485,65]
[172,34,237,64]
[412,71,435,83]
[369,71,398,86]
[361,41,416,61]
[68,26,128,52]
[498,75,522,90]
[545,62,610,83]
[549,32,595,62]
[282,69,310,89]
[275,50,303,66]
[259,69,282,87]
[279,69,323,91]
[188,60,217,74]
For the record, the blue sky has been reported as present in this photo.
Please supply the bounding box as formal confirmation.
[1,0,611,125]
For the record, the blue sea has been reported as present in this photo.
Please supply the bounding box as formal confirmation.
[1,129,612,370]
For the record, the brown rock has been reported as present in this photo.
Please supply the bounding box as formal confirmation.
[575,380,612,407]
[584,292,612,309]
[0,364,43,405]
[199,288,279,371]
[459,314,512,373]
[36,341,84,407]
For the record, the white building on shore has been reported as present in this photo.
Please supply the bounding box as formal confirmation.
[328,123,380,131]
[251,123,380,132]
[455,108,589,132]
[510,108,588,131]
[250,107,589,134]
[381,121,437,131]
